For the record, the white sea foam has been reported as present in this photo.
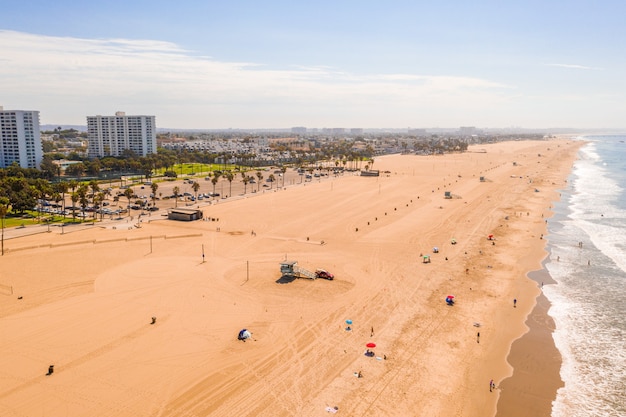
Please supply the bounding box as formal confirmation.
[546,137,626,416]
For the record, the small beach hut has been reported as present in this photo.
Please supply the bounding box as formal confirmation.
[422,255,431,263]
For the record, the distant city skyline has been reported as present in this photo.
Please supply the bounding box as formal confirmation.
[1,1,625,130]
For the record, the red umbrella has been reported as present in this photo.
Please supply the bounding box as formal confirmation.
[447,295,455,299]
[366,342,376,348]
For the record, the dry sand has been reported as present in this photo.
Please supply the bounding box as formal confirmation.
[0,139,582,417]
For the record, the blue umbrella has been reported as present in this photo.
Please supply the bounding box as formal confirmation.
[345,319,353,325]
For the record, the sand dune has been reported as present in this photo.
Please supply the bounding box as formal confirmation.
[0,139,581,417]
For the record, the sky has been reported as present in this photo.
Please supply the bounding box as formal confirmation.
[1,0,625,130]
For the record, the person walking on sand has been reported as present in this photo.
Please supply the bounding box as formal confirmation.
[371,326,374,337]
[477,332,480,343]
[489,379,493,392]
[46,365,54,375]
[513,298,517,308]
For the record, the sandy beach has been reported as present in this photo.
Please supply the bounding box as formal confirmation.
[0,139,582,417]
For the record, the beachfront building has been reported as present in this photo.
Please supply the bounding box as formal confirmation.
[0,106,44,169]
[167,208,203,221]
[87,112,157,158]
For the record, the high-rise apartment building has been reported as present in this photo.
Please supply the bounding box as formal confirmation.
[0,106,44,169]
[87,111,157,158]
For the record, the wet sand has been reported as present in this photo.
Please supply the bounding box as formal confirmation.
[496,268,563,417]
[0,139,582,417]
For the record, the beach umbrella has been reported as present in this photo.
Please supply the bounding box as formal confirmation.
[345,319,353,325]
[447,295,455,299]
[366,342,376,348]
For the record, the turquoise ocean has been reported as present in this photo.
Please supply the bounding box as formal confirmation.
[544,135,626,416]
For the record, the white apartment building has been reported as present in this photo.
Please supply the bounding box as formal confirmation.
[87,111,157,158]
[0,106,44,169]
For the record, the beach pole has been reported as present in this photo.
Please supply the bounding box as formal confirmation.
[202,244,205,263]
[150,235,153,254]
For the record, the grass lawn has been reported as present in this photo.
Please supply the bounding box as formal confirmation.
[2,212,95,228]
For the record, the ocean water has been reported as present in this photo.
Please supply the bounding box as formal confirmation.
[545,135,626,416]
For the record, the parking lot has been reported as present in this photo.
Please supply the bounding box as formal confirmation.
[48,167,341,219]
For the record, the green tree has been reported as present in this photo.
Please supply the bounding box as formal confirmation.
[225,172,234,197]
[0,197,10,256]
[70,192,79,221]
[256,171,263,192]
[89,180,100,212]
[123,187,134,216]
[242,175,250,194]
[211,175,220,196]
[68,180,78,194]
[55,181,69,218]
[65,163,85,179]
[93,192,104,220]
[39,155,58,179]
[192,181,200,201]
[77,184,89,217]
[33,178,51,218]
[151,182,159,208]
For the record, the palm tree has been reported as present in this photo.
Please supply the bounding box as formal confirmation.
[89,180,100,213]
[70,192,79,221]
[93,192,103,220]
[225,172,234,197]
[33,179,51,220]
[256,171,263,192]
[242,175,250,194]
[68,180,79,197]
[0,197,10,256]
[268,174,275,189]
[211,176,219,197]
[192,181,200,202]
[172,186,180,208]
[151,182,159,208]
[52,192,62,216]
[123,187,134,216]
[78,185,89,219]
[56,181,69,218]
[281,166,287,187]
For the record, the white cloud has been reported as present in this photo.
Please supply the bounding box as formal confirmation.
[0,30,519,128]
[546,63,603,70]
